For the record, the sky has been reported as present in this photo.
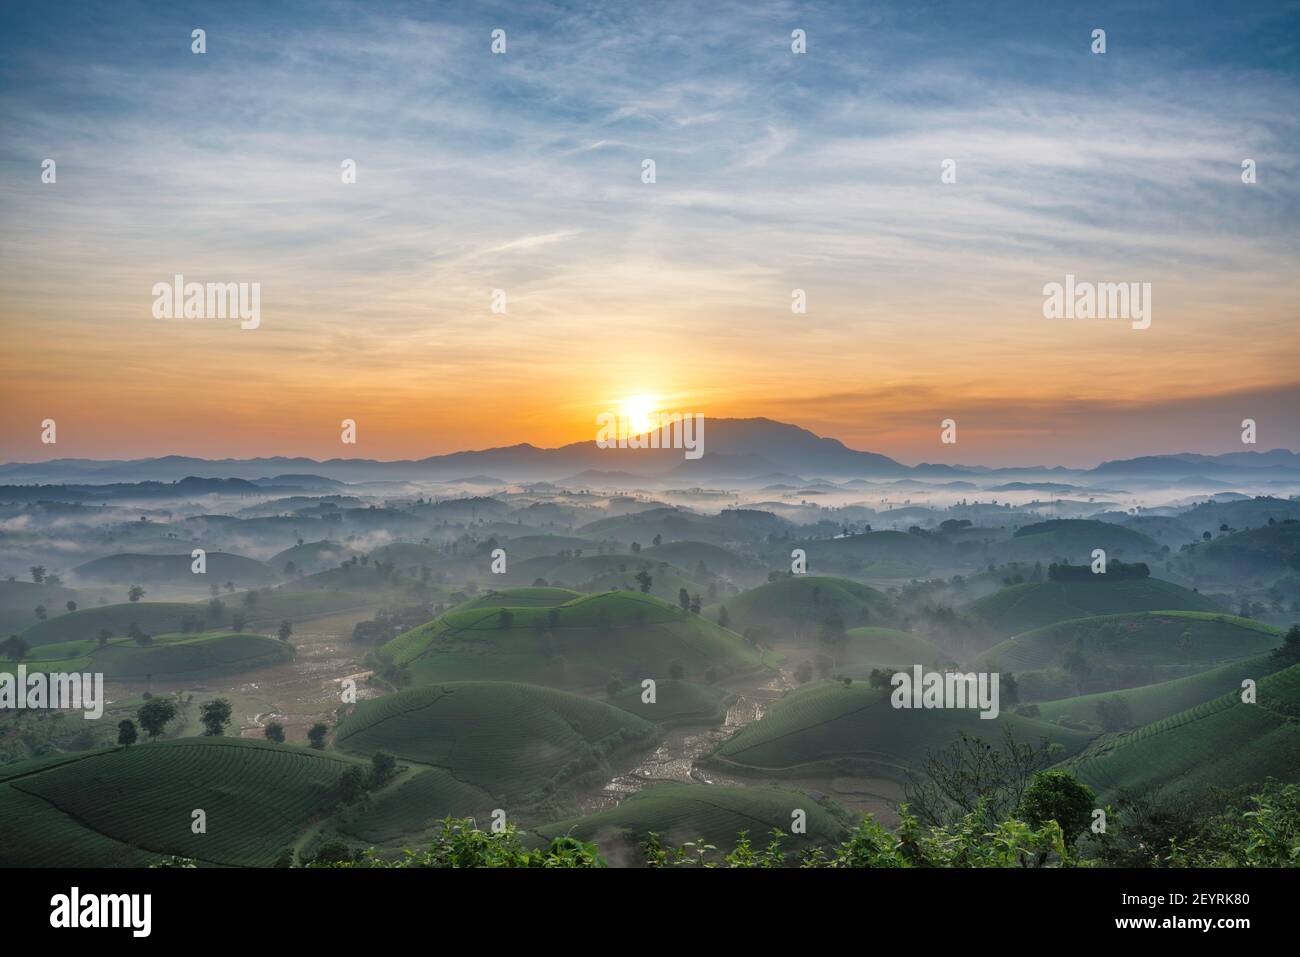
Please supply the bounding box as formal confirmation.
[1,0,1297,468]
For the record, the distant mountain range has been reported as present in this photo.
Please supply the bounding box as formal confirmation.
[1,417,1298,487]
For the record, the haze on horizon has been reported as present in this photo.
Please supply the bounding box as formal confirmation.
[2,0,1298,469]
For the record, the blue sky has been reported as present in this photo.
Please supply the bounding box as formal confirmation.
[0,0,1297,465]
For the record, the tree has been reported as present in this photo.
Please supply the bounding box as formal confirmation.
[277,620,293,642]
[634,570,653,594]
[1271,623,1300,667]
[117,719,138,747]
[689,594,701,614]
[2,636,29,661]
[33,605,47,620]
[65,600,77,612]
[199,698,233,736]
[308,722,329,749]
[653,534,662,546]
[370,752,397,785]
[904,726,1061,829]
[717,605,730,628]
[338,766,366,803]
[137,698,178,740]
[264,721,286,743]
[231,612,245,632]
[30,565,46,584]
[128,585,145,603]
[97,629,111,648]
[1017,770,1096,853]
[677,588,690,611]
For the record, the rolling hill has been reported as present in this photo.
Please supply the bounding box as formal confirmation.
[535,782,851,863]
[1,630,293,679]
[334,681,655,805]
[0,739,362,866]
[706,679,1095,782]
[1032,652,1286,731]
[1066,661,1300,800]
[379,590,763,688]
[973,611,1281,698]
[716,576,896,642]
[966,577,1220,636]
[70,551,277,589]
[605,679,732,726]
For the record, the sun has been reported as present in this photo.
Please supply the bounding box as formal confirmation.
[618,394,659,437]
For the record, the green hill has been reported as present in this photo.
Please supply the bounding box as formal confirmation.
[1066,661,1300,801]
[1033,653,1285,731]
[974,611,1281,698]
[606,679,732,726]
[0,739,362,866]
[967,577,1220,636]
[334,681,655,805]
[642,541,768,584]
[20,588,370,647]
[1176,521,1300,583]
[334,767,495,844]
[1,630,293,679]
[990,519,1157,563]
[70,551,277,588]
[503,553,708,602]
[835,627,945,675]
[379,590,763,688]
[718,576,896,642]
[268,540,356,575]
[458,586,583,610]
[707,679,1094,782]
[535,782,850,862]
[0,579,83,635]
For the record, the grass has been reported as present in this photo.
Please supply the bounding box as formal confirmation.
[606,679,732,726]
[1033,652,1285,730]
[535,782,851,862]
[1,630,292,679]
[717,575,896,640]
[334,681,656,805]
[1066,661,1300,800]
[966,577,1221,636]
[973,611,1281,696]
[335,767,495,844]
[0,738,362,866]
[707,679,1095,782]
[380,590,762,688]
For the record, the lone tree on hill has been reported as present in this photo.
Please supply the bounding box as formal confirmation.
[137,698,178,740]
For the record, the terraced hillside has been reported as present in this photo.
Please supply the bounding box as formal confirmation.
[0,739,361,866]
[707,680,1094,781]
[1034,653,1283,731]
[967,577,1220,636]
[379,590,763,688]
[1067,662,1300,800]
[334,681,656,805]
[535,782,851,862]
[606,679,732,725]
[974,611,1281,697]
[1,630,293,679]
[718,576,896,641]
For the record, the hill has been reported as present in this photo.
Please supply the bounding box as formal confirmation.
[458,586,583,609]
[1176,521,1300,584]
[707,680,1094,782]
[718,576,896,642]
[966,577,1220,636]
[379,590,763,689]
[973,611,1281,698]
[1033,653,1285,731]
[0,739,362,866]
[70,551,277,589]
[334,681,655,805]
[990,519,1157,563]
[534,782,850,863]
[2,630,293,679]
[0,579,83,635]
[1066,662,1300,800]
[605,679,732,726]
